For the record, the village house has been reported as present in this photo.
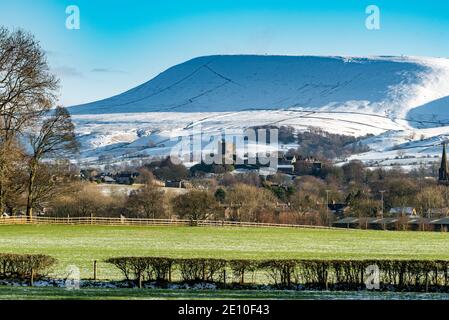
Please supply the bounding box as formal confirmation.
[164,180,191,189]
[294,156,322,176]
[328,202,349,217]
[114,172,139,185]
[276,154,296,174]
[389,207,418,217]
[101,176,116,184]
[427,208,449,217]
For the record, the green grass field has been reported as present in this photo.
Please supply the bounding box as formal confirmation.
[1,286,449,300]
[2,224,449,280]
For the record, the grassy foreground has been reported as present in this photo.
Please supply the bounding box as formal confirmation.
[1,224,449,280]
[1,286,449,300]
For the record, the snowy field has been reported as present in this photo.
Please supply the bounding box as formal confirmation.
[72,109,449,170]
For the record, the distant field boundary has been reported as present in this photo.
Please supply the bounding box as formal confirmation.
[0,216,335,230]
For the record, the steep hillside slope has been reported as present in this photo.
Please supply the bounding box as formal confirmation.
[70,55,449,118]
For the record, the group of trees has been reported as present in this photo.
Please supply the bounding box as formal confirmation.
[46,168,331,225]
[142,157,189,181]
[294,128,371,159]
[47,155,449,225]
[0,27,78,219]
[298,160,449,219]
[252,126,371,159]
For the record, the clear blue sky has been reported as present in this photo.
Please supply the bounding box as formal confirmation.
[1,0,448,106]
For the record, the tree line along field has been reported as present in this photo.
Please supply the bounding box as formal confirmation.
[2,225,449,280]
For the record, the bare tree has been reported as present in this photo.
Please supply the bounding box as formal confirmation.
[224,184,276,222]
[25,106,78,219]
[0,27,58,214]
[125,186,166,219]
[50,183,118,218]
[171,190,221,222]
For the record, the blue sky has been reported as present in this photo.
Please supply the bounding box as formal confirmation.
[1,0,448,106]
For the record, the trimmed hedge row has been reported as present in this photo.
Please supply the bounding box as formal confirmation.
[0,253,57,280]
[105,257,449,290]
[105,257,174,282]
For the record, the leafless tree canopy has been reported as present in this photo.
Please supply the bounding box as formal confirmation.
[0,27,76,218]
[0,27,58,140]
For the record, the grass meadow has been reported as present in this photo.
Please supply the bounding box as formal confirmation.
[2,286,449,300]
[2,224,449,280]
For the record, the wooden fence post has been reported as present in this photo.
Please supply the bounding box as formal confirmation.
[93,260,97,280]
[138,273,143,289]
[202,264,206,281]
[223,269,226,288]
[30,268,34,287]
[168,266,172,282]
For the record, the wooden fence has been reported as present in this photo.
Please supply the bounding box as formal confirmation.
[0,216,334,230]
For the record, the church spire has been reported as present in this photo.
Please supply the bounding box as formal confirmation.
[439,143,449,183]
[442,143,447,170]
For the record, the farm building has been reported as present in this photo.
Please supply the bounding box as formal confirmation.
[333,217,438,231]
[101,176,116,184]
[430,217,449,232]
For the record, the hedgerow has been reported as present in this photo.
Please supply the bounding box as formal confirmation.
[105,257,449,291]
[0,253,56,280]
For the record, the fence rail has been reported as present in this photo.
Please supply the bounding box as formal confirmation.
[0,216,334,230]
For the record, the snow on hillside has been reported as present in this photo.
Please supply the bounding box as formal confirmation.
[70,55,449,116]
[67,55,449,168]
[407,96,449,128]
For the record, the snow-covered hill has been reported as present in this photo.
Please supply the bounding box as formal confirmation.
[68,55,449,168]
[70,55,449,116]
